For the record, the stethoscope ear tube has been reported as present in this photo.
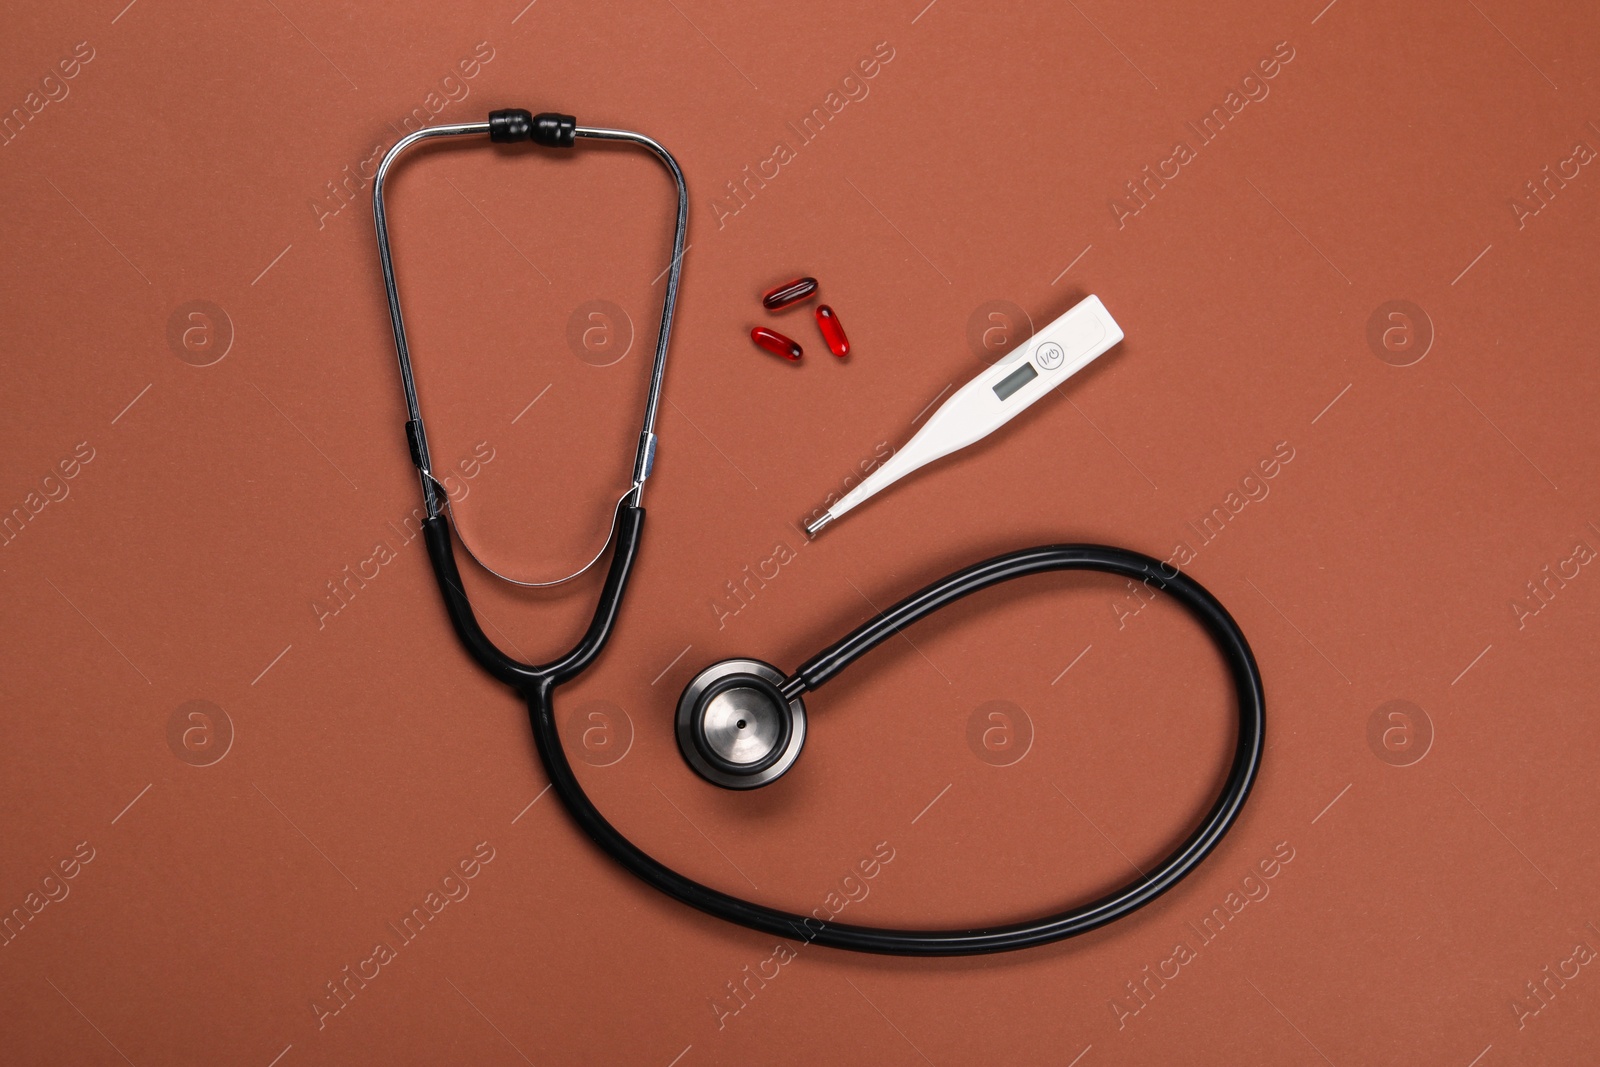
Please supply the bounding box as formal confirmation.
[423,503,646,691]
[524,541,1264,956]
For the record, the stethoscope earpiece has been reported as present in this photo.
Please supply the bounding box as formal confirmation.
[677,659,806,789]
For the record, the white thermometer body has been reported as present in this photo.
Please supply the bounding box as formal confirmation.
[805,295,1123,537]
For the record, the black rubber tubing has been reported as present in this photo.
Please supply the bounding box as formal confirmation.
[426,506,1266,956]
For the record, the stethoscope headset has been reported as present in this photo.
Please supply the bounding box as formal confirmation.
[372,109,1265,956]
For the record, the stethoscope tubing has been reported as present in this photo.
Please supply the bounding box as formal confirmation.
[426,506,1265,956]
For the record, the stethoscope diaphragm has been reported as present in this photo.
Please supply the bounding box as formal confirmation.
[677,659,807,790]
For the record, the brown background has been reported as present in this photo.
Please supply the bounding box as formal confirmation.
[3,0,1598,1064]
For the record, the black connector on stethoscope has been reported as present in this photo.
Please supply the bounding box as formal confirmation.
[487,108,576,147]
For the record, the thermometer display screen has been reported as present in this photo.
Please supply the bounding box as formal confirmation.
[992,362,1038,401]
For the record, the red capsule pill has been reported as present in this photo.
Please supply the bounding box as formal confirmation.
[751,326,803,362]
[762,276,817,311]
[815,304,849,358]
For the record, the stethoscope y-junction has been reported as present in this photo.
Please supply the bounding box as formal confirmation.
[372,108,1265,956]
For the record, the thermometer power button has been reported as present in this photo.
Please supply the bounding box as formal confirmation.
[1034,342,1064,370]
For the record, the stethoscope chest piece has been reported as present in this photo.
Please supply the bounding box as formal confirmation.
[677,659,806,789]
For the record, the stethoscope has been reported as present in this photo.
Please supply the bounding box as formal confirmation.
[373,109,1265,956]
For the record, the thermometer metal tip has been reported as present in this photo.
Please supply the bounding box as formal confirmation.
[803,512,834,539]
[803,295,1124,537]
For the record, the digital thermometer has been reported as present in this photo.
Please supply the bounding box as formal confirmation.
[803,294,1124,537]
